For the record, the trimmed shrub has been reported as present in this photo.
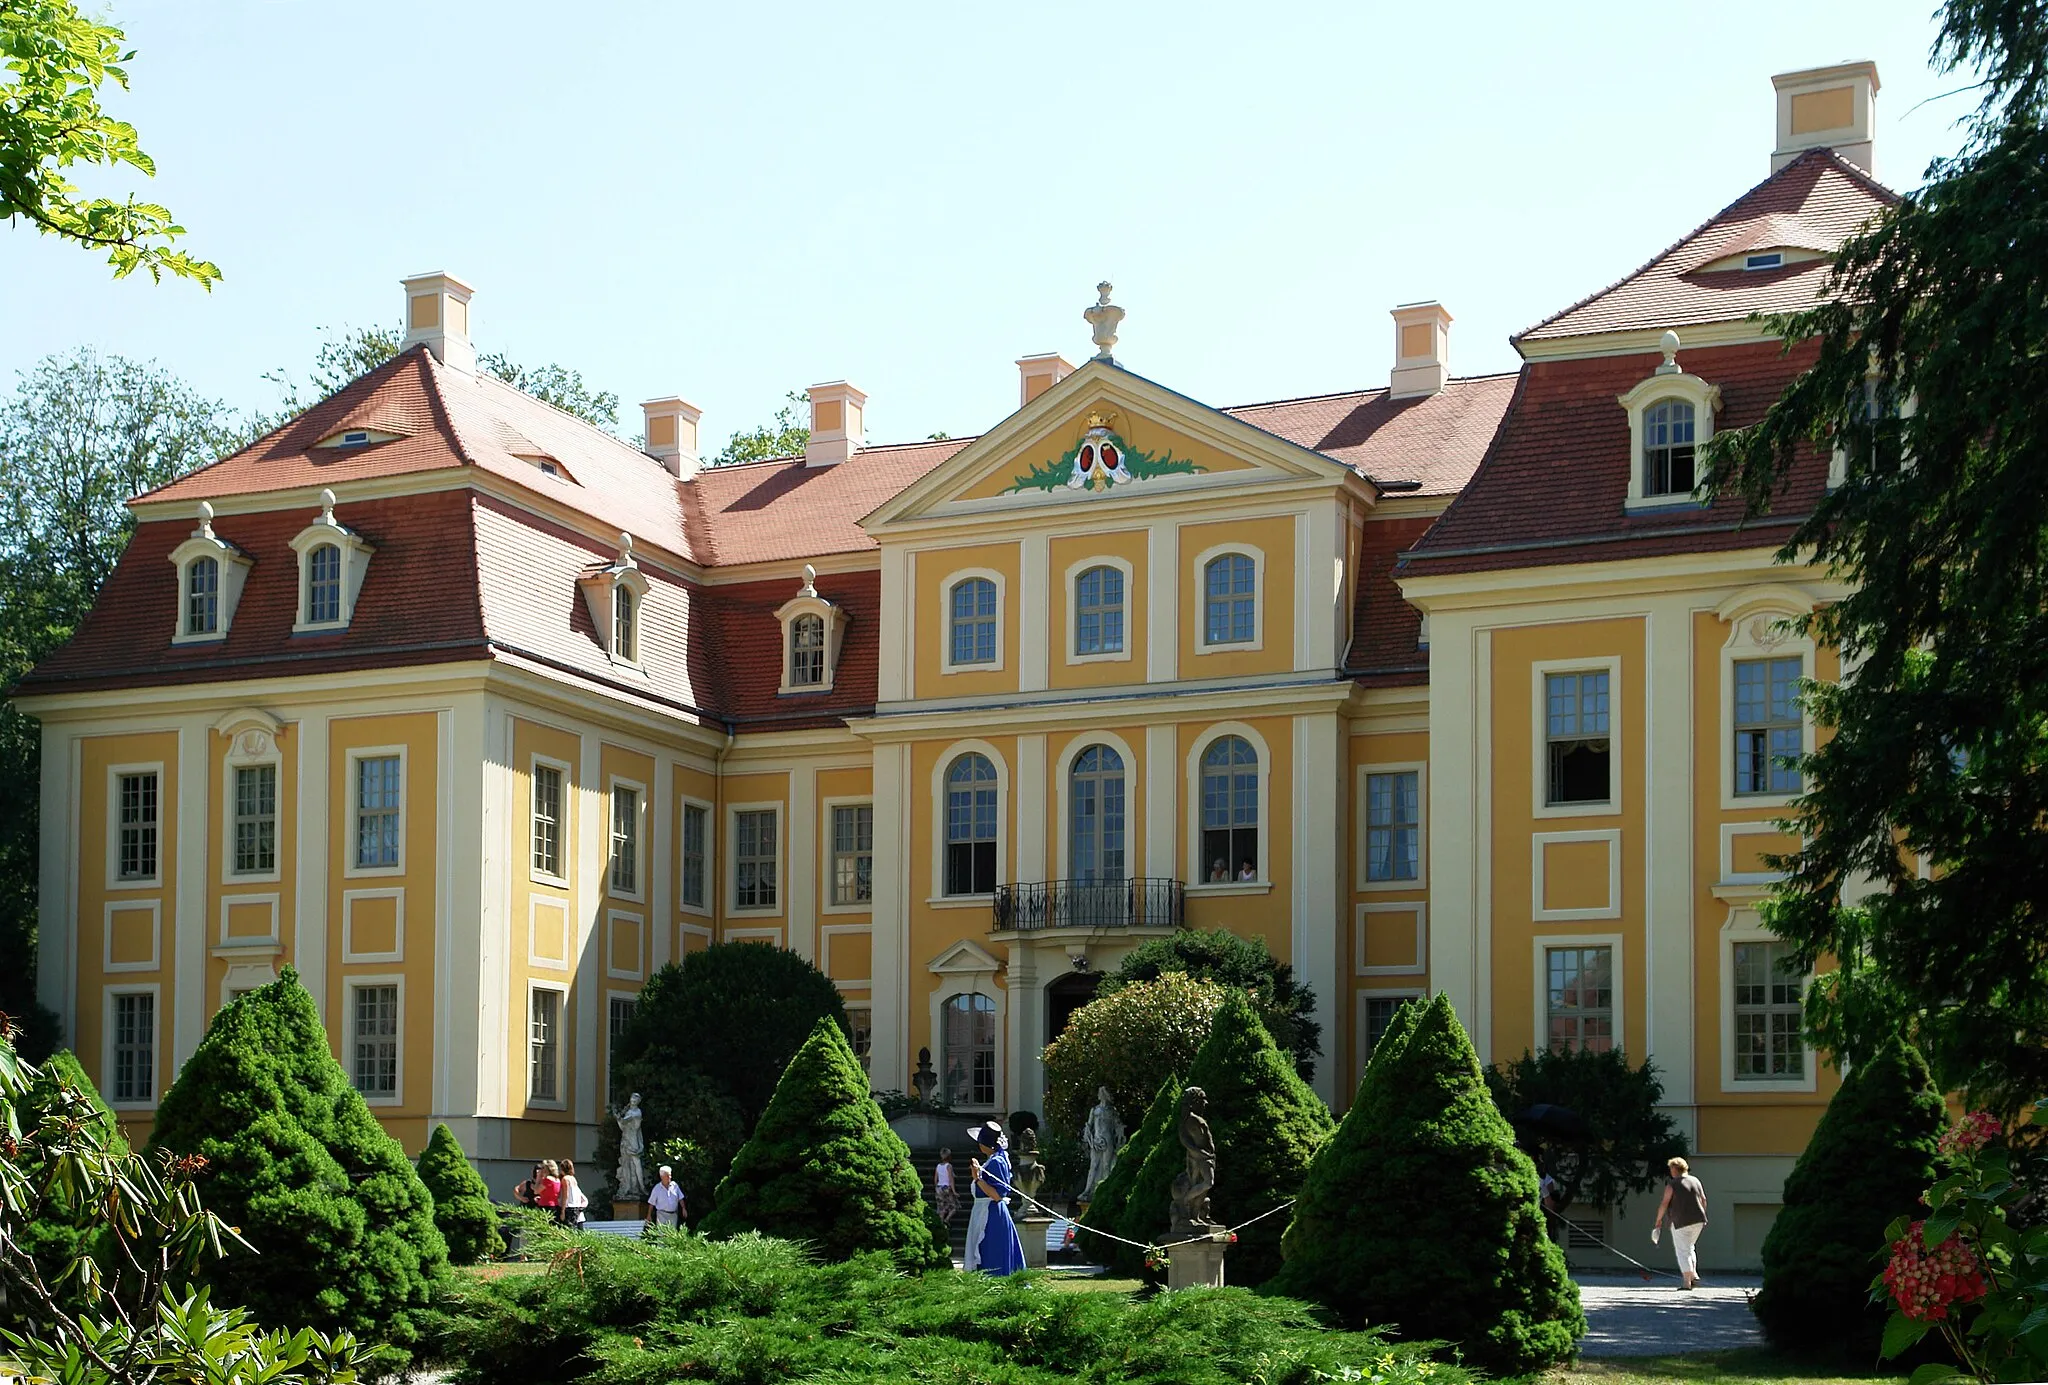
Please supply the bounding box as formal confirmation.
[148,969,447,1371]
[1098,928,1323,1081]
[1754,1035,1948,1355]
[417,1123,504,1265]
[699,1017,948,1270]
[1078,1073,1182,1278]
[1272,993,1583,1376]
[593,1068,745,1208]
[1042,972,1228,1136]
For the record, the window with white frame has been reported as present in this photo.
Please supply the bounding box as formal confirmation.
[1734,656,1803,796]
[607,994,637,1104]
[944,754,998,896]
[1365,771,1419,882]
[1075,565,1125,656]
[1199,736,1259,882]
[117,771,159,882]
[529,987,562,1103]
[1641,399,1697,497]
[1545,671,1611,805]
[949,578,997,666]
[612,582,638,662]
[1544,945,1614,1053]
[185,556,219,635]
[848,1006,873,1073]
[232,764,277,875]
[354,756,400,870]
[943,992,996,1107]
[112,991,154,1103]
[1362,994,1417,1060]
[1202,553,1256,645]
[831,803,873,906]
[789,614,826,687]
[734,809,778,910]
[532,764,564,879]
[681,803,708,909]
[350,983,399,1099]
[610,784,640,894]
[1069,744,1127,883]
[306,544,342,624]
[1733,941,1805,1080]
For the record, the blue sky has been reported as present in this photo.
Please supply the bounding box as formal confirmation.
[5,1,1976,451]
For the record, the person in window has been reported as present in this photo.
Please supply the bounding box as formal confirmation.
[934,1147,959,1225]
[558,1158,588,1229]
[1651,1156,1709,1290]
[963,1122,1025,1276]
[1237,860,1256,882]
[646,1164,687,1229]
[1208,859,1228,883]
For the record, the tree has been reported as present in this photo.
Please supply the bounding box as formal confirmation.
[699,1018,948,1270]
[1096,928,1322,1082]
[1753,1036,1948,1356]
[1485,1046,1688,1214]
[1273,994,1583,1376]
[147,970,447,1372]
[1076,1073,1181,1279]
[0,1,218,285]
[1040,972,1228,1136]
[4,1049,124,1332]
[709,391,809,466]
[1699,3,2048,1119]
[416,1124,504,1266]
[593,1068,744,1210]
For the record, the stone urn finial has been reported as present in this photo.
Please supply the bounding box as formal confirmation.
[1085,281,1124,362]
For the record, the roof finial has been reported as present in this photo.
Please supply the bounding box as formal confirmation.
[318,488,337,525]
[196,500,215,539]
[1656,330,1682,375]
[800,562,817,597]
[618,531,635,566]
[1085,281,1124,362]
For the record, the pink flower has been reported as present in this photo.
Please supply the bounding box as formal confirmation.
[1885,1221,1988,1321]
[1940,1111,2003,1156]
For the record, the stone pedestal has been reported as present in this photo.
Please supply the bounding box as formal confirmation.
[612,1200,647,1222]
[887,1111,952,1150]
[1019,1216,1054,1269]
[1165,1230,1228,1290]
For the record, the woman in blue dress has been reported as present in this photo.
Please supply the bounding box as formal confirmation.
[966,1123,1026,1276]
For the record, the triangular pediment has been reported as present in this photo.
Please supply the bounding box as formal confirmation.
[864,360,1361,531]
[927,937,1004,976]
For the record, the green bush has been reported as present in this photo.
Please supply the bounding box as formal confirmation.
[1486,1044,1689,1215]
[699,1017,948,1270]
[3,1049,126,1331]
[427,1220,1474,1385]
[148,968,447,1373]
[1753,1035,1948,1356]
[1097,928,1322,1081]
[1272,993,1583,1376]
[1078,1074,1181,1279]
[594,1068,745,1208]
[416,1123,504,1265]
[1042,973,1227,1136]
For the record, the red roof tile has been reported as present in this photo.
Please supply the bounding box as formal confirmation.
[1225,374,1516,496]
[684,440,967,567]
[1348,514,1438,681]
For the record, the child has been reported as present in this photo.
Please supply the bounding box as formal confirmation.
[934,1147,959,1223]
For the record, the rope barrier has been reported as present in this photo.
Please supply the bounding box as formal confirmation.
[1541,1204,1674,1281]
[996,1181,1298,1256]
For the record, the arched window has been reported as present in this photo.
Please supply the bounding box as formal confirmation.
[949,577,997,666]
[943,992,997,1107]
[1202,554,1256,646]
[1642,400,1697,497]
[612,583,637,661]
[185,556,219,636]
[1069,744,1126,882]
[306,543,342,624]
[944,753,998,895]
[1074,565,1124,655]
[1199,735,1259,882]
[789,613,825,686]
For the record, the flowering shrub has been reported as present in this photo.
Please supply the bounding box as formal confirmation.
[1941,1111,2003,1157]
[1883,1220,1989,1321]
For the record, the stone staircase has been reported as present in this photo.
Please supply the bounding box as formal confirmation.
[904,1146,972,1261]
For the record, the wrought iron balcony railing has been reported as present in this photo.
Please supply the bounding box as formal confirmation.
[990,877,1185,933]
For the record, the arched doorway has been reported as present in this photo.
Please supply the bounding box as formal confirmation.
[1045,970,1102,1046]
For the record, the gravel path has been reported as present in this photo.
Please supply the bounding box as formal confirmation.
[1575,1272,1763,1358]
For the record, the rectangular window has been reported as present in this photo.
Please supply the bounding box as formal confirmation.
[831,803,874,906]
[1075,566,1125,656]
[608,994,637,1105]
[610,784,639,894]
[233,764,277,875]
[307,544,342,624]
[949,579,998,666]
[116,771,159,881]
[735,809,778,910]
[1733,941,1805,1080]
[532,764,563,878]
[1545,945,1614,1053]
[112,992,154,1104]
[1734,656,1803,795]
[529,987,561,1103]
[354,755,401,870]
[1203,554,1257,645]
[681,804,708,909]
[848,1007,873,1073]
[185,559,218,635]
[350,984,399,1099]
[1362,995,1415,1059]
[1545,671,1612,805]
[1365,771,1420,881]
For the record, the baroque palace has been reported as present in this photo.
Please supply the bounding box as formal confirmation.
[22,64,1888,1266]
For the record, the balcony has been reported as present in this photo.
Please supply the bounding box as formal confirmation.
[990,877,1185,935]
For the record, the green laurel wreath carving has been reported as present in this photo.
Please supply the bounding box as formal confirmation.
[1001,432,1204,494]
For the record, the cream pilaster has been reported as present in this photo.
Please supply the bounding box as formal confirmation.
[172,716,208,1064]
[38,726,75,1038]
[1020,532,1050,692]
[474,700,512,1119]
[1423,611,1484,1038]
[1016,734,1047,884]
[1144,724,1175,878]
[294,713,330,1018]
[788,763,818,962]
[866,742,910,1091]
[1146,522,1177,682]
[879,548,912,702]
[1007,940,1042,1116]
[573,730,600,1128]
[1300,504,1342,672]
[1291,711,1342,1104]
[436,700,479,1121]
[1645,599,1699,1113]
[650,755,673,973]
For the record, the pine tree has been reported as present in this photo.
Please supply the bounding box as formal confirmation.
[416,1123,505,1266]
[1078,1074,1180,1279]
[699,1017,948,1270]
[1754,1037,1947,1355]
[1273,994,1583,1376]
[148,969,447,1371]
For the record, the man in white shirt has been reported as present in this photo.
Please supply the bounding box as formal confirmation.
[646,1165,686,1228]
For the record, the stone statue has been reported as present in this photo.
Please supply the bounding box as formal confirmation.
[1078,1085,1125,1201]
[1010,1126,1047,1213]
[1169,1086,1219,1235]
[911,1047,937,1110]
[615,1092,647,1200]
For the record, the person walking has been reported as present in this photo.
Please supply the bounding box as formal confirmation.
[934,1147,959,1225]
[965,1122,1026,1276]
[558,1158,589,1229]
[534,1160,563,1220]
[646,1164,687,1229]
[1651,1156,1709,1289]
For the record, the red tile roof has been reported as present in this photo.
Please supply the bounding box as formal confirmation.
[685,440,966,567]
[1517,149,1897,344]
[1225,374,1516,496]
[1348,514,1438,682]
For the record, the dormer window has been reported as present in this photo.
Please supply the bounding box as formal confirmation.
[1642,400,1696,496]
[1618,332,1721,512]
[340,430,371,446]
[166,502,252,645]
[776,564,850,695]
[185,557,219,635]
[306,544,342,624]
[576,533,650,669]
[613,583,638,661]
[789,614,826,686]
[289,489,376,633]
[1743,252,1784,271]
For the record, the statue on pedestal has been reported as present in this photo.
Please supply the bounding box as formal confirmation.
[1010,1126,1048,1214]
[615,1092,647,1201]
[1078,1085,1125,1201]
[1169,1086,1220,1236]
[911,1047,938,1110]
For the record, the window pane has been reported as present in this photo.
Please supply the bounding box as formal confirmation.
[356,756,401,869]
[791,614,825,685]
[943,993,997,1106]
[187,557,218,634]
[736,810,778,908]
[1545,946,1614,1054]
[1735,656,1804,795]
[530,989,560,1102]
[118,772,159,880]
[233,764,278,875]
[1366,771,1420,881]
[351,984,399,1098]
[610,785,639,893]
[113,992,154,1103]
[531,765,562,877]
[683,804,707,908]
[308,544,342,624]
[950,579,997,665]
[1733,941,1805,1079]
[608,995,637,1104]
[832,804,874,905]
[613,584,636,659]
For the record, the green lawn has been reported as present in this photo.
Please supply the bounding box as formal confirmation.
[1548,1348,1904,1385]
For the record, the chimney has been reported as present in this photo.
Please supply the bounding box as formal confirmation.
[641,396,704,479]
[804,381,866,468]
[400,271,476,372]
[1388,301,1452,399]
[1016,353,1074,408]
[1771,62,1879,175]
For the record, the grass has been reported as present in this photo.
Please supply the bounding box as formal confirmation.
[1546,1348,1905,1385]
[455,1260,548,1280]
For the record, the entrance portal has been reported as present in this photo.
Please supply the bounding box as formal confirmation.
[1045,970,1102,1046]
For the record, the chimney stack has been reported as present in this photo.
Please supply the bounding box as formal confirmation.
[400,271,475,372]
[1388,301,1452,399]
[804,381,866,468]
[641,397,704,479]
[1771,62,1879,175]
[1016,353,1074,408]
